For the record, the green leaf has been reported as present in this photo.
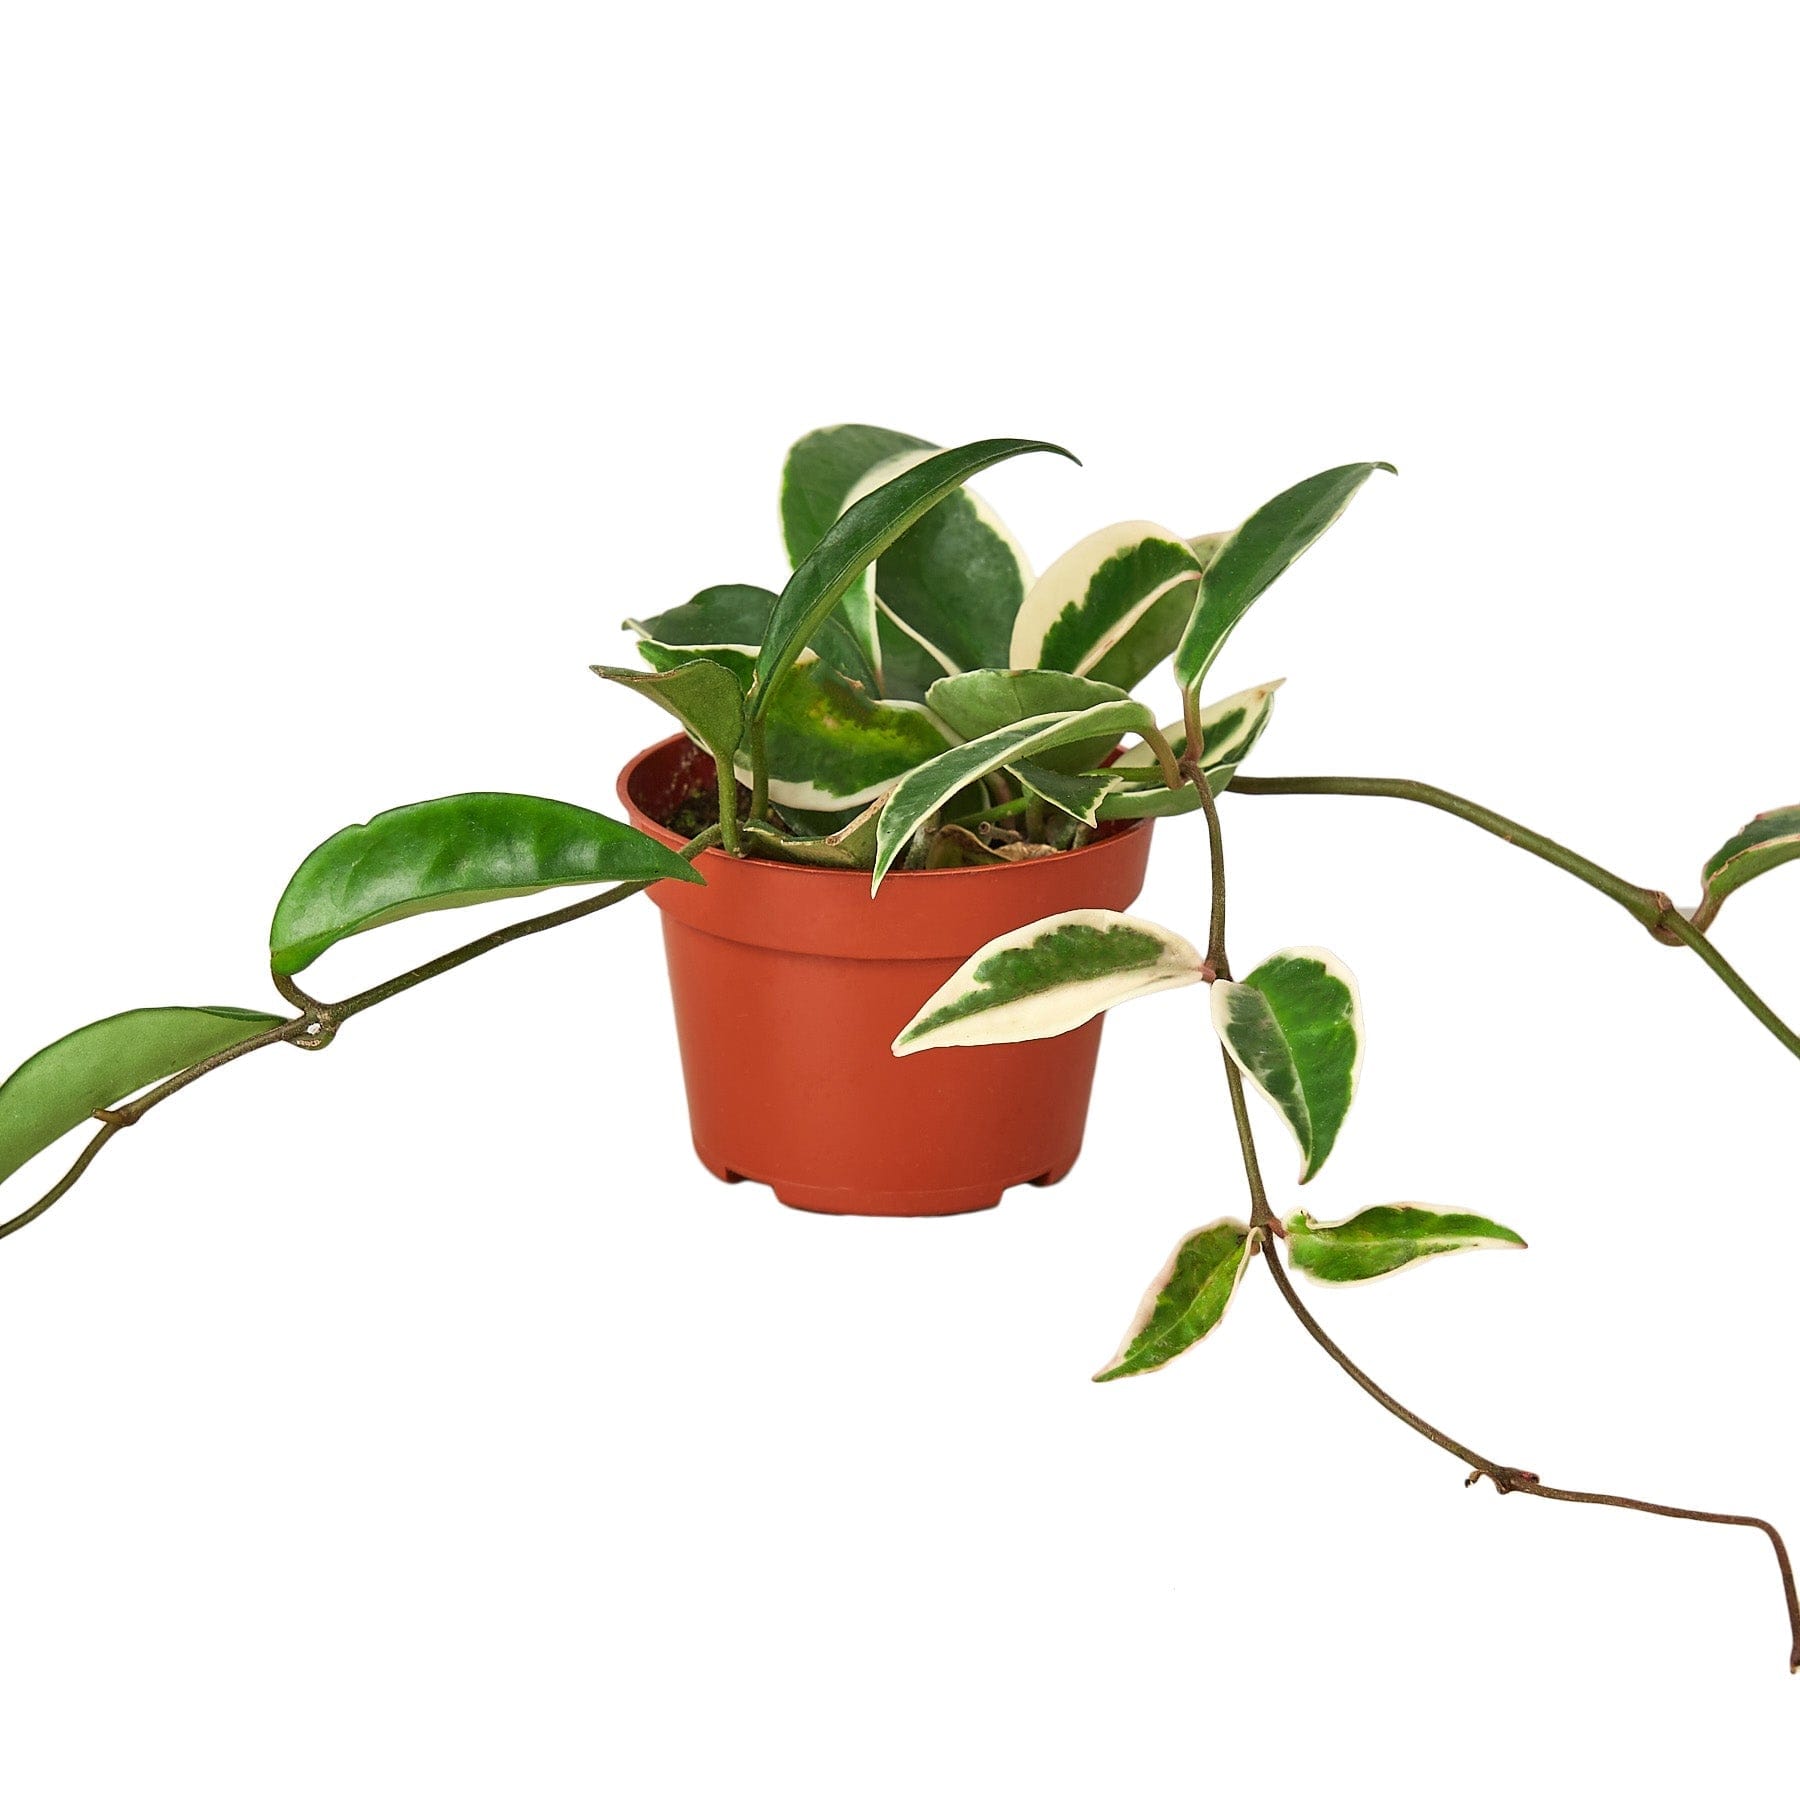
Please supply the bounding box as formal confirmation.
[270,794,701,977]
[1212,947,1363,1183]
[781,425,933,565]
[892,908,1205,1054]
[1093,764,1236,820]
[740,796,886,870]
[1008,760,1124,826]
[1011,521,1206,691]
[1693,804,1800,930]
[1093,1219,1256,1381]
[842,448,1035,683]
[0,1006,282,1188]
[926,668,1132,772]
[592,658,745,760]
[1172,463,1394,694]
[627,583,874,691]
[1285,1204,1526,1283]
[753,437,1076,719]
[872,698,1155,890]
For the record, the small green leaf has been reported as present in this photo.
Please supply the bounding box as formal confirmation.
[0,1007,282,1188]
[592,658,745,760]
[1172,463,1394,695]
[872,699,1155,889]
[893,908,1205,1054]
[1212,948,1363,1183]
[627,583,875,691]
[1093,1219,1256,1381]
[1011,521,1207,691]
[1093,764,1237,820]
[1285,1204,1526,1283]
[753,438,1076,719]
[1693,804,1800,930]
[1007,760,1124,826]
[740,796,886,870]
[926,668,1132,772]
[270,794,701,976]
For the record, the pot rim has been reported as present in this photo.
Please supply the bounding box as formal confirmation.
[616,732,1150,883]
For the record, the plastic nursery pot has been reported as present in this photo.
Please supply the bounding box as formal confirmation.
[618,735,1155,1217]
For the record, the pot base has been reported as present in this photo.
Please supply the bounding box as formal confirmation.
[694,1142,1079,1218]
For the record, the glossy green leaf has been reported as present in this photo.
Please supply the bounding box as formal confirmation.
[1008,760,1124,826]
[1011,521,1206,691]
[1212,947,1363,1183]
[1692,804,1800,930]
[1093,1219,1256,1381]
[753,438,1076,719]
[627,583,874,691]
[926,668,1132,772]
[841,447,1035,685]
[1172,463,1394,695]
[893,908,1205,1054]
[1285,1204,1526,1283]
[0,1006,282,1188]
[271,794,701,976]
[1093,764,1236,820]
[592,658,745,760]
[781,425,933,566]
[872,699,1154,890]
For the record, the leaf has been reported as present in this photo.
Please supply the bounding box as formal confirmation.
[1093,680,1282,820]
[892,908,1206,1054]
[627,583,874,691]
[0,1006,282,1187]
[740,796,886,870]
[872,699,1155,890]
[1285,1204,1526,1284]
[781,424,933,565]
[1093,1219,1256,1381]
[270,793,702,976]
[1172,463,1394,695]
[635,633,955,810]
[592,658,745,760]
[752,438,1076,719]
[926,668,1132,772]
[1693,804,1800,929]
[1110,679,1283,776]
[1010,521,1207,691]
[1211,947,1363,1183]
[842,448,1035,682]
[1008,760,1124,826]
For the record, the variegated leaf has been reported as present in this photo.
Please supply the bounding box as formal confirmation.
[741,796,886,870]
[872,699,1155,889]
[1093,1219,1256,1381]
[927,668,1132,772]
[591,658,745,760]
[1172,463,1394,695]
[839,448,1035,692]
[1285,1205,1526,1284]
[892,908,1206,1055]
[1010,521,1205,691]
[1692,804,1800,930]
[761,436,1059,709]
[1094,764,1237,820]
[1212,947,1363,1184]
[1008,760,1124,826]
[1110,679,1283,776]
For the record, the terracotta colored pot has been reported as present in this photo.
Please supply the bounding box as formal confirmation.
[618,736,1154,1216]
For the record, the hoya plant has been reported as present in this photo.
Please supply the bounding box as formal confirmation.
[1,427,1795,1670]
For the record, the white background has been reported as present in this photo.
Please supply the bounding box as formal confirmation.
[2,3,1796,1793]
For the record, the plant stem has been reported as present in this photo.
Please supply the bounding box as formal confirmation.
[747,719,770,824]
[1230,774,1800,1061]
[1202,769,1799,1668]
[0,826,724,1243]
[713,752,744,856]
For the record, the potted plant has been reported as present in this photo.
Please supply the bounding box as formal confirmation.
[0,426,1794,1670]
